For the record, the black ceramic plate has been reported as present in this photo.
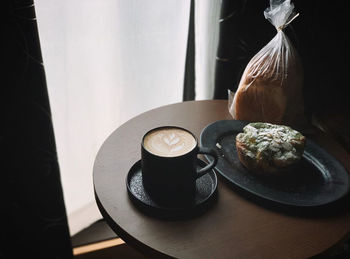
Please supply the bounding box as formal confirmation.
[126,159,217,219]
[200,120,350,207]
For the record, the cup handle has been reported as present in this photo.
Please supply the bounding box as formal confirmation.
[196,147,218,179]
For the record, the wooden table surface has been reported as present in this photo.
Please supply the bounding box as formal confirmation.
[93,100,350,259]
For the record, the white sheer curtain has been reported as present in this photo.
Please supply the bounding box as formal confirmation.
[35,0,190,235]
[195,0,221,100]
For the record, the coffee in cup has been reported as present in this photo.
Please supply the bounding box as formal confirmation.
[143,127,197,157]
[141,126,218,206]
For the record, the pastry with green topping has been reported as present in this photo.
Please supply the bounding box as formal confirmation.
[236,122,306,173]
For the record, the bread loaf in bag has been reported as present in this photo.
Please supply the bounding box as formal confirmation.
[229,0,306,128]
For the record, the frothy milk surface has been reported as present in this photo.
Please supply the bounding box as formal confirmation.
[143,128,197,157]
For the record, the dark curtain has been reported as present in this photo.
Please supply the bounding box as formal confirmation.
[183,0,195,101]
[214,0,350,119]
[1,0,73,258]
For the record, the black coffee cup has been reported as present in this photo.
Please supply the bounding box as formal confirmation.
[141,126,218,206]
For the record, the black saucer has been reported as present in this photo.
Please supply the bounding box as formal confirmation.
[126,159,218,219]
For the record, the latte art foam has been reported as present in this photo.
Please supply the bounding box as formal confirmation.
[143,128,197,157]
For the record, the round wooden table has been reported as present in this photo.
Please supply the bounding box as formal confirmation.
[93,100,350,258]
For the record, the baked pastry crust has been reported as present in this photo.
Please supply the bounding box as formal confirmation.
[236,122,306,173]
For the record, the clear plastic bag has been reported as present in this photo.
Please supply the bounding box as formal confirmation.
[228,0,306,128]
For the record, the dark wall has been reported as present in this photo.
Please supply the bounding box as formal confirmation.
[2,0,72,258]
